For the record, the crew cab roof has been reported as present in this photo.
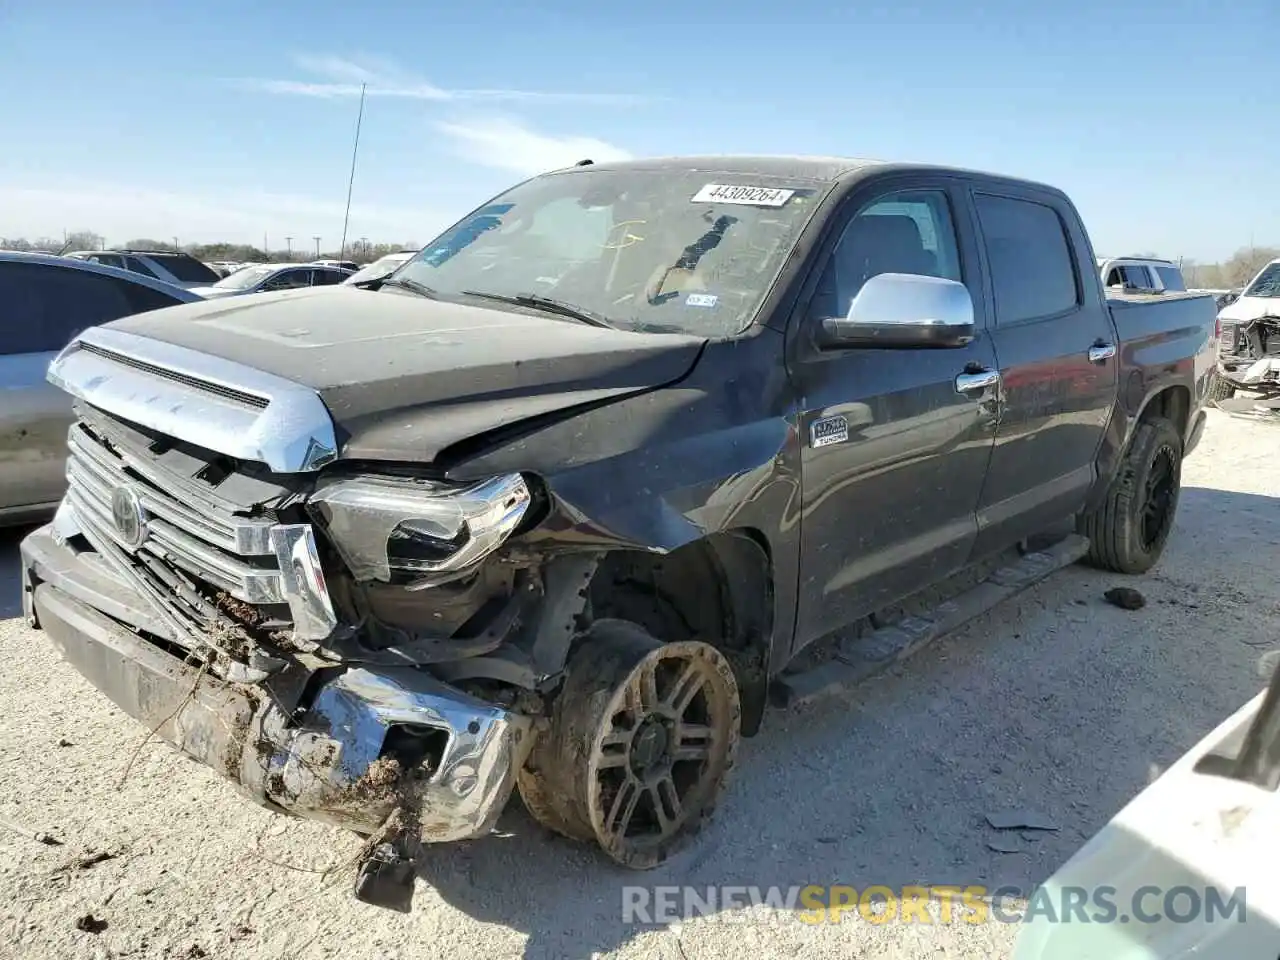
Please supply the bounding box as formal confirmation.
[545,154,1071,197]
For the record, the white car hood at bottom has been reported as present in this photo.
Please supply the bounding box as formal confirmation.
[1013,687,1280,959]
[1218,295,1280,323]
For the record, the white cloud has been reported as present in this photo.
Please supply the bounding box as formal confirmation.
[237,54,648,105]
[434,117,632,175]
[0,180,453,247]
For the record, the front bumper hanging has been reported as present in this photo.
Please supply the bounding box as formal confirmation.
[20,525,534,842]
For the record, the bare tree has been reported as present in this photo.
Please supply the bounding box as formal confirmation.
[1222,246,1280,289]
[64,230,104,251]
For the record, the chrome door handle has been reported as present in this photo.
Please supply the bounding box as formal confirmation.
[955,369,1000,394]
[1088,343,1117,364]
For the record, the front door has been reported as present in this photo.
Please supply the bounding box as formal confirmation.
[789,181,999,649]
[968,190,1119,556]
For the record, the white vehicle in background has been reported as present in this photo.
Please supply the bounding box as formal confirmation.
[311,258,360,272]
[1014,657,1280,958]
[189,262,353,298]
[341,250,417,285]
[1218,259,1280,328]
[1098,256,1187,295]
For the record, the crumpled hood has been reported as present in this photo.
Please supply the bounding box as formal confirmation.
[107,286,706,463]
[1218,295,1280,324]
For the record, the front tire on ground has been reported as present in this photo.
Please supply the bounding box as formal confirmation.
[517,618,741,869]
[1077,415,1183,575]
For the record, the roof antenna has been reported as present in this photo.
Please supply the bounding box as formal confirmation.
[574,158,594,166]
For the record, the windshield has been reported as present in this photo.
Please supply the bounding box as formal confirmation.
[345,253,414,285]
[1244,262,1280,298]
[212,265,275,290]
[393,169,828,336]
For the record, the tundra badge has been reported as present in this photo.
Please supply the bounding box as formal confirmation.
[810,415,849,449]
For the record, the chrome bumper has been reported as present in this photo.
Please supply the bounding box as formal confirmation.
[19,525,532,841]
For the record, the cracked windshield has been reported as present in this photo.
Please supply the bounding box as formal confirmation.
[389,170,823,335]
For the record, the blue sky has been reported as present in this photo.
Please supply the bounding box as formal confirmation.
[0,0,1274,261]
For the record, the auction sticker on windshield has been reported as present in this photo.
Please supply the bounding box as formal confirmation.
[692,184,796,207]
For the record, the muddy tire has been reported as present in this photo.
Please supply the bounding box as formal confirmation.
[516,618,741,869]
[1077,415,1183,574]
[1206,374,1235,404]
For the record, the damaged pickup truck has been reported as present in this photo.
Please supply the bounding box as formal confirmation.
[19,156,1217,906]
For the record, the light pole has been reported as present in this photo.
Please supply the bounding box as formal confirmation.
[313,236,321,259]
[285,236,293,261]
[340,82,368,261]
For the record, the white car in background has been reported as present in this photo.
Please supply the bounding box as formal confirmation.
[189,262,353,298]
[341,250,417,285]
[1014,657,1280,958]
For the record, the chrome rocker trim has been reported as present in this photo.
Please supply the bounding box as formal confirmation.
[48,326,339,473]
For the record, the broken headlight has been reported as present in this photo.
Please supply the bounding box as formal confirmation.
[308,473,532,584]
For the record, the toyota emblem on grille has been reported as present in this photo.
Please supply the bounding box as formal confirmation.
[110,485,148,549]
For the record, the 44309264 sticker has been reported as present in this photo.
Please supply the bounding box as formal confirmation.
[691,184,796,207]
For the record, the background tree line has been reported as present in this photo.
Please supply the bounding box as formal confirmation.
[1,232,1275,288]
[0,232,418,265]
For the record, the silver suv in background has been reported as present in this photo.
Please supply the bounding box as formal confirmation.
[0,252,202,526]
[1098,256,1187,294]
[189,262,353,298]
[66,248,222,289]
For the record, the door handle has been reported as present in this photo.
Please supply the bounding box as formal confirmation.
[1088,342,1117,364]
[954,369,1001,394]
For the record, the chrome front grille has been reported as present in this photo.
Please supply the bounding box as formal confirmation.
[63,419,338,641]
[65,423,282,603]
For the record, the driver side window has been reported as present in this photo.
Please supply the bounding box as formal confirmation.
[810,189,963,320]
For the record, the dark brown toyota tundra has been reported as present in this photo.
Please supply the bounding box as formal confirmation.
[19,156,1217,908]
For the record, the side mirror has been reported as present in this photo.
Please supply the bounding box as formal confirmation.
[820,273,976,349]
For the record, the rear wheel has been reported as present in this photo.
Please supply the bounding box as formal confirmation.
[517,619,741,868]
[1078,415,1183,574]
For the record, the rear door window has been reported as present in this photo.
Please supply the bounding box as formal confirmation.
[0,261,138,355]
[1154,265,1185,291]
[975,194,1079,324]
[125,256,160,278]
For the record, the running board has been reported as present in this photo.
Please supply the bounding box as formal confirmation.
[771,534,1091,709]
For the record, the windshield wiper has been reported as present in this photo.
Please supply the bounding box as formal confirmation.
[460,291,615,328]
[376,277,438,298]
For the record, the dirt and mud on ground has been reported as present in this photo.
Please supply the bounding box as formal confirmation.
[2,410,1278,959]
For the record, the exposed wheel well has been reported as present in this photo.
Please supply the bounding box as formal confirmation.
[587,531,773,735]
[1139,385,1191,437]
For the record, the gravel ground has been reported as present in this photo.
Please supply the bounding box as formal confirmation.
[2,409,1277,960]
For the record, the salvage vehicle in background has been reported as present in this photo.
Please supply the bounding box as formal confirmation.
[1211,259,1280,403]
[0,252,201,527]
[66,248,222,290]
[18,156,1216,909]
[188,262,353,298]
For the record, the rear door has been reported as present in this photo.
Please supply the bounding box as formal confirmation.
[0,262,185,512]
[968,189,1119,556]
[789,175,1000,647]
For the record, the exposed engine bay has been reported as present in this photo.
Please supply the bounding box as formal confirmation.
[1215,315,1280,422]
